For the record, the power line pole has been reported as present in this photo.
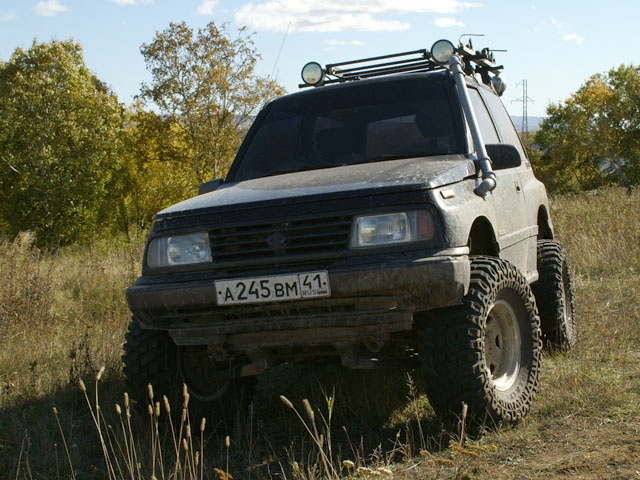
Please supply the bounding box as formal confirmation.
[512,80,534,134]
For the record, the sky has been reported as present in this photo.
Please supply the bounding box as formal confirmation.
[1,0,638,118]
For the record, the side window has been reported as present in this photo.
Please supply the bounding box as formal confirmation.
[480,89,528,161]
[468,88,499,144]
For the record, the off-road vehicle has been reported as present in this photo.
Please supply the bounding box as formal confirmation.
[124,39,576,425]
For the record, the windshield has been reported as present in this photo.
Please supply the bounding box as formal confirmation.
[231,74,466,182]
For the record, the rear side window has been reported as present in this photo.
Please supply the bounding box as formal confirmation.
[480,89,527,160]
[467,88,499,144]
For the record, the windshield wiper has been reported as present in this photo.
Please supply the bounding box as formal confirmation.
[365,152,453,163]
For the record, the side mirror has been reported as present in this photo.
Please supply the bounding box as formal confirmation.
[198,178,224,195]
[485,144,522,170]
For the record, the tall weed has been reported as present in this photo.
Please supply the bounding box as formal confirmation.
[0,231,52,328]
[550,187,640,277]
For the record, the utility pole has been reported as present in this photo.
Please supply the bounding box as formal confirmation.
[512,80,534,134]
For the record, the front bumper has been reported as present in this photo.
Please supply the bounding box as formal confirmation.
[126,248,469,346]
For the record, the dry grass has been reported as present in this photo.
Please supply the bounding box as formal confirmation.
[0,233,140,406]
[1,187,639,479]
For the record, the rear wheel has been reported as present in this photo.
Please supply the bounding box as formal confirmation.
[532,240,576,350]
[419,257,542,427]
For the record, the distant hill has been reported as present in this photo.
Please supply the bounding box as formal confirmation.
[510,116,544,133]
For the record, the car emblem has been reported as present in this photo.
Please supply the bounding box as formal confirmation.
[267,231,286,252]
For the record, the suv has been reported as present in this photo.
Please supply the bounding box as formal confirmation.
[124,39,576,425]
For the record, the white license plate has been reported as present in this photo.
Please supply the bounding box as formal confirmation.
[215,271,331,305]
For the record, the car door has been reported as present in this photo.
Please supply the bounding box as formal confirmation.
[467,86,532,275]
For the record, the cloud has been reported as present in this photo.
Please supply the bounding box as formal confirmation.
[324,39,366,50]
[110,0,153,5]
[235,0,481,33]
[551,18,583,45]
[1,11,17,21]
[563,33,584,45]
[434,17,465,28]
[33,0,69,16]
[197,0,218,15]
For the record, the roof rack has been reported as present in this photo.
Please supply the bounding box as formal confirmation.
[298,39,504,89]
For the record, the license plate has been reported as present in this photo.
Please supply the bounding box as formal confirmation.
[215,271,331,305]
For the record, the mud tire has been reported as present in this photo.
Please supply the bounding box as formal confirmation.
[532,240,576,350]
[122,319,179,408]
[419,256,542,428]
[122,318,254,422]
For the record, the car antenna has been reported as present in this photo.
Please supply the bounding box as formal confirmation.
[271,21,292,79]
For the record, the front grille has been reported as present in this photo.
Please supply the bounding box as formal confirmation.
[209,215,352,263]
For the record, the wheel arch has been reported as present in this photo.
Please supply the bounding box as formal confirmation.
[537,205,554,240]
[468,216,499,256]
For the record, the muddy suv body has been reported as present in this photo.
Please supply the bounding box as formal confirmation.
[125,41,575,424]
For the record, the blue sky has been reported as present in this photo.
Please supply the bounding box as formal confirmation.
[1,0,638,117]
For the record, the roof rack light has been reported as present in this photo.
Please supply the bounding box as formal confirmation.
[301,62,324,86]
[298,39,505,94]
[431,39,455,65]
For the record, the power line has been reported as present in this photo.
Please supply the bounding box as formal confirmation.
[512,80,534,134]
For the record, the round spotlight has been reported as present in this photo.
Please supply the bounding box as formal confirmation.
[491,75,507,96]
[431,39,455,65]
[301,62,324,86]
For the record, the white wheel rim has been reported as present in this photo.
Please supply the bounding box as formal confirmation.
[485,299,521,391]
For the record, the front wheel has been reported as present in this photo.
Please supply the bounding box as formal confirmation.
[419,256,542,427]
[122,319,254,420]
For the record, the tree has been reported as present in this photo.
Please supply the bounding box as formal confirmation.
[534,65,640,192]
[115,104,195,232]
[0,40,124,247]
[139,21,285,186]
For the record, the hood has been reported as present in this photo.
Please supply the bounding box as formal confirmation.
[158,155,475,217]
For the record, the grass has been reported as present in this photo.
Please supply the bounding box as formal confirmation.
[1,187,639,479]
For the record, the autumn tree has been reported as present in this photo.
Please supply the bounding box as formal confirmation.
[114,104,195,232]
[139,21,285,186]
[534,65,640,192]
[0,40,124,247]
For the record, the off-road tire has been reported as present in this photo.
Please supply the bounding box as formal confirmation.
[122,318,179,408]
[122,318,255,422]
[532,240,576,350]
[419,256,542,428]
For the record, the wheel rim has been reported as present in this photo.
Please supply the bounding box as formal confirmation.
[178,347,230,402]
[485,299,521,391]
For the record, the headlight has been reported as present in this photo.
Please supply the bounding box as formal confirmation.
[147,232,211,268]
[350,211,435,248]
